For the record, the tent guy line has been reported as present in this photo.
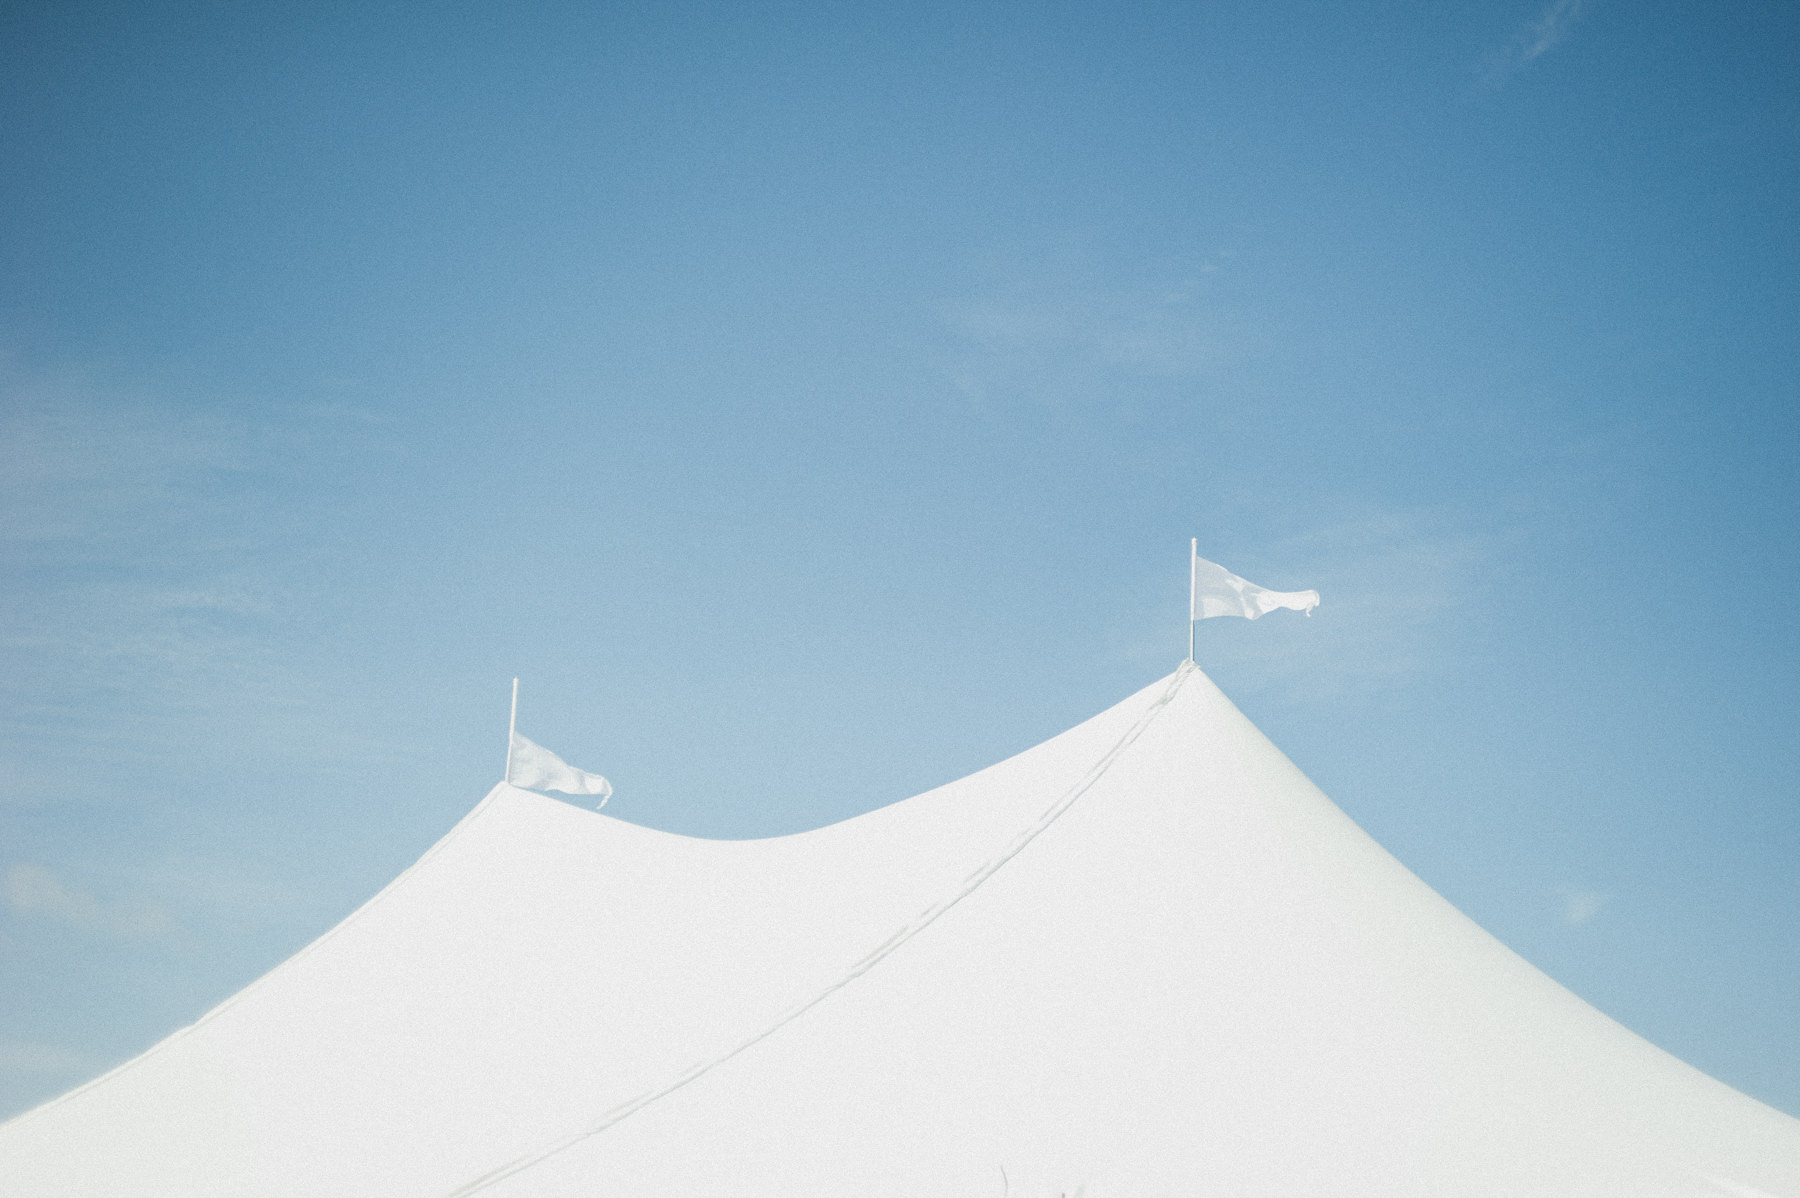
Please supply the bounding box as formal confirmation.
[5,653,1796,1193]
[456,543,1315,1190]
[447,663,1194,1196]
[13,545,1789,1194]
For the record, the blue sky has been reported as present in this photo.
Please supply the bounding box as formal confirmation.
[2,0,1797,1123]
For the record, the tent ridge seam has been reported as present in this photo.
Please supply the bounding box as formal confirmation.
[444,664,1195,1197]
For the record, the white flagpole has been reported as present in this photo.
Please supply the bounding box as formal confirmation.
[1187,538,1197,662]
[505,678,519,783]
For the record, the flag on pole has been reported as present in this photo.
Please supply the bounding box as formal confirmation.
[1191,550,1320,620]
[507,732,614,806]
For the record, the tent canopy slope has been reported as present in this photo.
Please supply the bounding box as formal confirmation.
[1,665,1795,1197]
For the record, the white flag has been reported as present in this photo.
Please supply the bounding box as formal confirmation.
[1191,554,1320,620]
[507,732,613,807]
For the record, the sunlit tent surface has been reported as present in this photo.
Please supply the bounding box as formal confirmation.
[4,665,1797,1197]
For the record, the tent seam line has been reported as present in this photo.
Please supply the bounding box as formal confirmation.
[445,663,1194,1197]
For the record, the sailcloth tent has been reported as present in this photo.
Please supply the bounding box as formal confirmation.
[3,663,1797,1196]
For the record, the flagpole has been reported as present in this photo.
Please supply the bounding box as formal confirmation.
[1187,538,1197,663]
[505,678,518,784]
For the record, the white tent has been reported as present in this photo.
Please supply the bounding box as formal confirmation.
[3,664,1797,1196]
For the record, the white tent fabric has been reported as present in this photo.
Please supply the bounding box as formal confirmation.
[2,664,1796,1197]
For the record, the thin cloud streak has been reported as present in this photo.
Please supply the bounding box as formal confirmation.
[0,369,422,814]
[1484,0,1586,86]
[934,272,1252,412]
[0,1040,110,1077]
[1558,887,1609,925]
[3,864,177,943]
[1522,0,1584,62]
[1160,508,1509,704]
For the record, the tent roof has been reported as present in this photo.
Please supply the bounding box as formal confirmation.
[3,664,1797,1197]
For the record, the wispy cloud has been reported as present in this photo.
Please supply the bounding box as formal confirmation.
[934,268,1254,413]
[0,1038,110,1077]
[0,368,252,548]
[125,853,314,937]
[1484,0,1586,86]
[1557,886,1609,925]
[1520,0,1585,62]
[946,281,1226,378]
[0,364,419,811]
[3,863,177,943]
[1127,506,1512,705]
